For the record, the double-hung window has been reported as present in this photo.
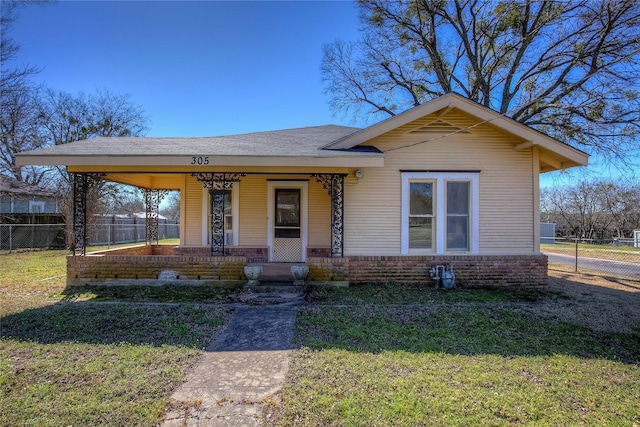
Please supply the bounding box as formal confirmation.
[402,172,479,254]
[408,181,435,250]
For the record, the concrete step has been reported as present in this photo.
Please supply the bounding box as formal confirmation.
[257,263,306,283]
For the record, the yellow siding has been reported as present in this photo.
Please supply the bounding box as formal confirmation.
[308,179,331,247]
[238,175,268,246]
[183,175,203,246]
[237,175,331,248]
[344,109,536,256]
[181,174,332,249]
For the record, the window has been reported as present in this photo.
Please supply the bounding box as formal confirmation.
[275,188,301,238]
[202,184,238,246]
[402,173,478,254]
[446,181,470,251]
[29,201,45,214]
[408,182,434,250]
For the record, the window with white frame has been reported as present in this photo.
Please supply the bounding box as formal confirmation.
[401,172,479,254]
[29,201,45,214]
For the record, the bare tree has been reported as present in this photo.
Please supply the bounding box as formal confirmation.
[541,178,640,239]
[0,1,44,97]
[0,85,47,183]
[0,0,51,183]
[38,88,149,145]
[160,191,180,222]
[322,0,640,161]
[37,88,149,186]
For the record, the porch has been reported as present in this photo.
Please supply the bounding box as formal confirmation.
[70,171,349,262]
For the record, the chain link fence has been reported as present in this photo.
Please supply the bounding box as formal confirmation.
[0,223,67,252]
[1,217,180,253]
[87,219,180,246]
[542,237,640,280]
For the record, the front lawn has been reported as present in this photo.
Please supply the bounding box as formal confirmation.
[268,280,640,426]
[0,250,233,426]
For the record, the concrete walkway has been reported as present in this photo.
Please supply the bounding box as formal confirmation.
[161,302,299,426]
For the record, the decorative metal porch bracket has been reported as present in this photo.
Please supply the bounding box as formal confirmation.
[142,189,169,245]
[72,172,105,256]
[311,174,346,257]
[192,173,245,255]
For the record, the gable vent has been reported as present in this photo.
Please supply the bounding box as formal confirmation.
[408,120,470,135]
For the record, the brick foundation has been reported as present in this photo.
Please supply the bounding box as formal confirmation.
[307,247,331,258]
[67,245,547,288]
[172,246,269,263]
[68,246,246,285]
[307,257,349,282]
[307,255,547,287]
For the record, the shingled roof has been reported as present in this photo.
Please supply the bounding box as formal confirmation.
[0,175,56,197]
[17,125,373,158]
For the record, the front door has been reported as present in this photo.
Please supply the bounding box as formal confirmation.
[268,181,307,262]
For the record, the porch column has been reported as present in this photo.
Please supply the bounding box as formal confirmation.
[71,172,104,256]
[192,173,245,255]
[311,174,346,257]
[142,189,168,245]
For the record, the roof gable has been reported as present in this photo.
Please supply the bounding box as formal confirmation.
[324,93,588,171]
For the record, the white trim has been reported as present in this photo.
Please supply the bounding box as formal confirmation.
[401,172,479,255]
[267,181,308,262]
[16,154,385,168]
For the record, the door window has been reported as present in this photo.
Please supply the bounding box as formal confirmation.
[275,189,300,238]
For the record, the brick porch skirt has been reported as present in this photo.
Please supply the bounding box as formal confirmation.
[67,245,547,287]
[307,255,548,287]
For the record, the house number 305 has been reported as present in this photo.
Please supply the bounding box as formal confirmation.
[191,156,210,165]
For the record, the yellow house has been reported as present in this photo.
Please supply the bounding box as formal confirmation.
[16,93,588,287]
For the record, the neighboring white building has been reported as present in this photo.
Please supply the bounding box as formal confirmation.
[540,223,556,244]
[0,175,58,214]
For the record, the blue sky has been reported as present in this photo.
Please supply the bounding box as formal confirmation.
[10,0,364,137]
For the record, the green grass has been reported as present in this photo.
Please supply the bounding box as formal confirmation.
[0,249,68,288]
[307,282,553,306]
[280,349,639,426]
[61,284,239,303]
[0,249,234,426]
[268,285,640,426]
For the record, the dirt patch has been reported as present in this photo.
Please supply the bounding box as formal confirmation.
[544,266,640,335]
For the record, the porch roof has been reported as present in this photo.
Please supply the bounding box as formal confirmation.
[16,125,385,168]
